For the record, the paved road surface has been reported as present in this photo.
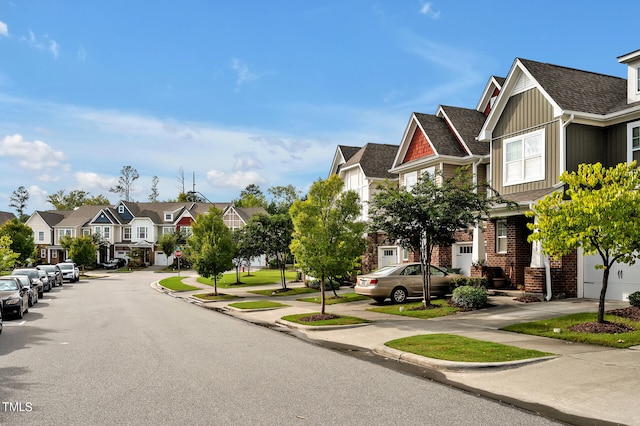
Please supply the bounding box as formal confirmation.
[0,271,562,425]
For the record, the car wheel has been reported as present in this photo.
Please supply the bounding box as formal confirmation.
[38,290,44,298]
[17,306,24,319]
[391,287,408,304]
[373,297,386,303]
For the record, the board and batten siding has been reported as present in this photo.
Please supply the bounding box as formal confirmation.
[565,122,629,173]
[491,88,560,196]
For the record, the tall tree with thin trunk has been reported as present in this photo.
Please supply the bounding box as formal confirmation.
[9,185,29,222]
[149,176,160,202]
[109,165,139,202]
[290,175,365,315]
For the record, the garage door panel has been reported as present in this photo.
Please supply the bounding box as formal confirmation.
[583,254,640,301]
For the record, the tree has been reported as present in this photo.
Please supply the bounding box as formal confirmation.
[0,218,37,265]
[186,207,235,295]
[157,233,178,268]
[47,190,110,210]
[0,235,19,271]
[290,175,366,315]
[9,185,29,222]
[529,162,640,323]
[267,185,301,215]
[109,165,139,202]
[69,236,97,272]
[246,213,293,290]
[149,176,160,202]
[369,167,506,308]
[233,184,267,208]
[231,226,262,283]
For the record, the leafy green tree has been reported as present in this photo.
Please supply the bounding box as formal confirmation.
[48,190,111,209]
[0,235,19,271]
[290,175,366,314]
[69,235,97,272]
[233,184,267,208]
[231,227,261,283]
[186,207,235,295]
[369,167,506,308]
[245,213,293,290]
[267,185,301,214]
[109,165,139,202]
[9,185,29,222]
[529,162,640,323]
[0,218,37,265]
[157,233,178,268]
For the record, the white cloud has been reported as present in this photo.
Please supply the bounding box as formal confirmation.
[230,58,257,86]
[0,134,67,172]
[0,21,8,37]
[419,3,441,19]
[73,171,117,192]
[206,169,268,190]
[49,40,60,58]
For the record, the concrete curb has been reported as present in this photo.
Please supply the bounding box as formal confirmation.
[374,345,558,371]
[275,318,373,331]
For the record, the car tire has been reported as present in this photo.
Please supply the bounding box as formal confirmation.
[17,307,24,319]
[391,287,408,304]
[373,297,386,303]
[38,290,44,298]
[28,297,33,307]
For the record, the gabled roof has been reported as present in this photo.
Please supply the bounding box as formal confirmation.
[56,205,109,228]
[437,106,489,156]
[31,210,71,227]
[341,143,399,180]
[414,113,467,157]
[224,206,268,225]
[329,145,361,176]
[0,210,16,225]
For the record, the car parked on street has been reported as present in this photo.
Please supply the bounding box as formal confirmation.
[58,262,80,282]
[354,263,464,303]
[37,269,52,292]
[37,264,63,287]
[102,258,127,269]
[7,275,38,307]
[12,268,45,297]
[0,276,29,319]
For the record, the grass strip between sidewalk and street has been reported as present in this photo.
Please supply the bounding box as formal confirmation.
[282,312,372,326]
[158,276,199,292]
[368,299,460,319]
[298,292,369,304]
[501,312,640,348]
[385,334,554,362]
[192,293,240,301]
[250,287,319,297]
[228,301,288,310]
[197,269,298,288]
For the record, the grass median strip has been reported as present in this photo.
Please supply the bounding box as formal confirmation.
[250,287,319,297]
[197,269,298,288]
[298,292,369,304]
[501,313,640,348]
[159,276,199,291]
[282,312,371,326]
[385,334,553,363]
[368,299,459,319]
[192,293,240,301]
[228,301,288,310]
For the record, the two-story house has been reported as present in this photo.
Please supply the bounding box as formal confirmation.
[329,143,399,273]
[477,49,640,301]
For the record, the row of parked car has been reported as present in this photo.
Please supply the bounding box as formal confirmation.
[0,261,80,334]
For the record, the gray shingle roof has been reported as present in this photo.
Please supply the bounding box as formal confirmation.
[439,105,489,155]
[0,211,16,225]
[519,58,628,115]
[414,113,467,157]
[342,143,399,179]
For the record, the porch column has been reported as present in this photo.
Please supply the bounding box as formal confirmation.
[472,224,485,264]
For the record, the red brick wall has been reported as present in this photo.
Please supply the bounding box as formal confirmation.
[484,216,533,287]
[403,129,434,163]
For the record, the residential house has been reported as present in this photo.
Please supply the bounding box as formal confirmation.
[476,49,640,301]
[26,210,73,263]
[0,210,16,225]
[329,143,400,273]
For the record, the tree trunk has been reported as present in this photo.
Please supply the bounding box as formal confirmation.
[320,274,327,314]
[280,262,287,290]
[598,267,610,323]
[213,276,218,296]
[421,243,432,308]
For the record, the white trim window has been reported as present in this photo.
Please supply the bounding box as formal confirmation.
[628,120,640,163]
[38,231,45,242]
[162,227,173,235]
[504,129,545,186]
[118,205,125,214]
[496,219,508,254]
[123,227,131,240]
[404,171,418,191]
[137,227,148,239]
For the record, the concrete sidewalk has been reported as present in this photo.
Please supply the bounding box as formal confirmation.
[163,276,639,425]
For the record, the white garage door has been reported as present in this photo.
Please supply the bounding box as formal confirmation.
[453,243,473,277]
[378,247,398,267]
[583,254,640,301]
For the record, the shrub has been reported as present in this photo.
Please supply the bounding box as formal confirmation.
[451,285,488,310]
[450,277,488,289]
[307,279,340,290]
[629,291,640,307]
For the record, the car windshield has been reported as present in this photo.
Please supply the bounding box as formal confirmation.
[13,269,38,278]
[39,266,54,272]
[0,280,19,291]
[370,266,398,276]
[59,264,74,270]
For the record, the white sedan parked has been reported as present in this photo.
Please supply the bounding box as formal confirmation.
[58,262,80,282]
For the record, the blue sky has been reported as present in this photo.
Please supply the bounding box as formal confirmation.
[0,1,638,212]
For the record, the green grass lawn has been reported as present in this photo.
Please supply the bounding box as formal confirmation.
[249,287,319,297]
[281,312,371,326]
[501,312,640,348]
[367,299,460,319]
[197,269,297,288]
[298,292,369,304]
[385,334,553,362]
[158,276,199,291]
[192,293,240,301]
[228,301,288,310]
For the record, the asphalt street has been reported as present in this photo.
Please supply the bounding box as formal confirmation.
[0,270,563,425]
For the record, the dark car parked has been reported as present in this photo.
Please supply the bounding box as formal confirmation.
[103,258,127,269]
[7,275,38,307]
[0,277,29,319]
[12,268,45,297]
[37,264,63,287]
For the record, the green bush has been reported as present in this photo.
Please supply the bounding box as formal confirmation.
[450,276,488,289]
[307,279,340,290]
[451,285,488,310]
[629,291,640,307]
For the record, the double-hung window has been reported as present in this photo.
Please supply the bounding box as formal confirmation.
[628,120,640,164]
[496,219,508,254]
[504,129,545,186]
[137,227,148,239]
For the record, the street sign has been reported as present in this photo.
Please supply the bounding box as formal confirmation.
[175,249,183,258]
